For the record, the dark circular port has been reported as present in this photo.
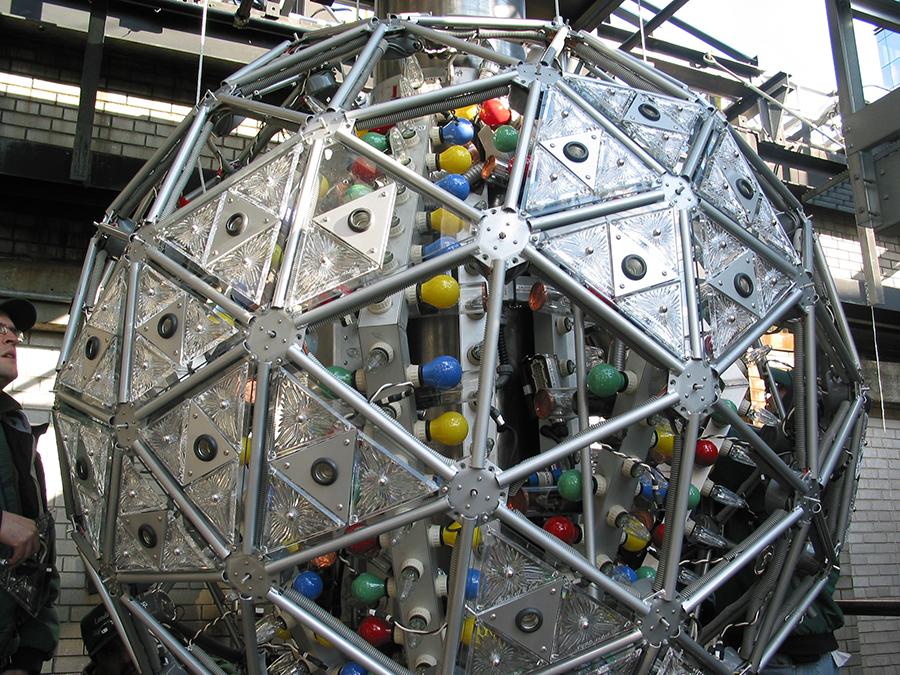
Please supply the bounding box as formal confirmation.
[157,313,178,339]
[563,141,589,163]
[515,608,543,633]
[348,209,372,233]
[225,213,245,236]
[734,273,754,298]
[193,434,218,462]
[85,336,100,360]
[75,457,90,481]
[138,524,158,549]
[622,254,647,281]
[638,103,661,121]
[311,458,338,486]
[736,178,755,200]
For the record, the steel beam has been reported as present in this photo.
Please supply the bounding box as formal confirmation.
[619,0,691,52]
[70,0,107,183]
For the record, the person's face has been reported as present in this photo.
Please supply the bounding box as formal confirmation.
[0,311,20,390]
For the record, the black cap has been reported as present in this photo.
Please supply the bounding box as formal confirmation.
[0,298,37,332]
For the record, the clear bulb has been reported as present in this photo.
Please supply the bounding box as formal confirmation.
[365,346,391,372]
[255,614,286,644]
[402,56,424,89]
[388,127,411,167]
[398,565,421,601]
[405,614,427,650]
[688,520,730,549]
[704,480,748,509]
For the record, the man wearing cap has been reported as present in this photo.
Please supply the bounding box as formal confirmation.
[0,298,58,675]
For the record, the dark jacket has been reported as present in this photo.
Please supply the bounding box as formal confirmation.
[0,391,60,672]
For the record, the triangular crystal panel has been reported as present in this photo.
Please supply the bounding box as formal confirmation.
[130,334,178,401]
[262,470,342,554]
[543,219,614,298]
[617,281,687,357]
[81,336,119,410]
[157,195,223,264]
[115,520,160,570]
[184,462,238,545]
[702,285,758,357]
[193,362,248,447]
[118,455,168,515]
[87,270,126,335]
[475,530,561,610]
[554,586,632,657]
[269,369,347,460]
[162,513,217,570]
[467,624,547,674]
[208,225,280,307]
[142,403,188,481]
[351,438,436,520]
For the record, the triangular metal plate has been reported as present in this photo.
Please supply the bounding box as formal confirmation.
[479,581,563,658]
[121,510,168,567]
[707,251,763,317]
[275,429,357,520]
[209,193,282,263]
[623,93,684,133]
[139,301,186,363]
[609,221,678,296]
[314,182,396,266]
[182,402,239,484]
[541,131,604,190]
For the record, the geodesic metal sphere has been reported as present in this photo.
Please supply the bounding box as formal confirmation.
[53,15,865,675]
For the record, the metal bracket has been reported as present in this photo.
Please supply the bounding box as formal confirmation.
[638,596,683,647]
[444,461,506,521]
[474,208,529,265]
[225,553,273,602]
[661,174,698,210]
[515,62,561,88]
[668,359,717,417]
[244,309,300,364]
[113,403,140,448]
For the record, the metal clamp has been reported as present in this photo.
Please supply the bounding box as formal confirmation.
[443,460,506,521]
[668,359,717,416]
[638,596,684,647]
[225,553,274,602]
[244,309,301,364]
[474,207,529,265]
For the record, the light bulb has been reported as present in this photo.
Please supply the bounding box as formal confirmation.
[351,572,386,603]
[339,664,367,675]
[401,55,424,88]
[361,131,388,152]
[430,118,475,146]
[426,145,472,173]
[493,124,519,153]
[543,515,580,544]
[434,173,470,200]
[695,439,719,467]
[651,424,675,461]
[479,98,511,128]
[410,236,461,264]
[407,355,462,390]
[608,506,651,552]
[557,468,607,501]
[587,363,627,397]
[415,207,468,235]
[454,104,479,121]
[427,521,482,548]
[388,127,410,166]
[292,570,324,600]
[719,438,755,466]
[711,398,738,425]
[357,616,392,647]
[405,612,428,650]
[610,564,638,585]
[415,411,468,445]
[406,274,460,311]
[465,569,480,600]
[344,182,373,203]
[397,560,423,601]
[687,519,730,549]
[534,388,576,421]
[702,479,748,508]
[364,342,394,372]
[528,281,572,314]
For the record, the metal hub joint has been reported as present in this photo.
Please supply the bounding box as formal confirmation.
[475,207,529,265]
[515,62,562,87]
[661,174,698,210]
[225,553,273,602]
[245,309,299,363]
[444,461,506,521]
[669,359,717,417]
[638,596,683,647]
[112,403,140,448]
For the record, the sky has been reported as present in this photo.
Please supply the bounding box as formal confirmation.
[613,0,887,102]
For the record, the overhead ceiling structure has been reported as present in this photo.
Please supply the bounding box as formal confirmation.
[52,10,866,675]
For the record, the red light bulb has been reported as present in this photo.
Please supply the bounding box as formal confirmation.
[346,523,379,555]
[544,515,579,545]
[652,523,665,547]
[357,616,392,647]
[507,490,529,513]
[479,98,511,128]
[351,157,379,183]
[695,440,719,467]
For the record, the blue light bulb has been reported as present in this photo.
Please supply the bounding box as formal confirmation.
[435,173,470,200]
[420,355,462,390]
[340,663,367,675]
[440,118,475,146]
[292,570,324,600]
[610,564,638,585]
[421,236,460,261]
[465,568,480,600]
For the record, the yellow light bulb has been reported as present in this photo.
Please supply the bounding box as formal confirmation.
[318,175,330,200]
[455,104,479,121]
[441,521,482,548]
[428,411,468,445]
[437,145,473,174]
[461,616,476,646]
[418,274,460,309]
[429,208,467,235]
[653,425,674,460]
[313,632,333,648]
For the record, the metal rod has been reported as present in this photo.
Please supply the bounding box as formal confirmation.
[348,71,518,123]
[268,587,412,675]
[108,110,197,217]
[337,130,482,222]
[748,520,810,665]
[330,22,389,109]
[834,413,867,545]
[818,394,865,489]
[223,39,293,87]
[682,507,804,613]
[497,506,650,614]
[295,242,478,328]
[161,120,214,219]
[55,388,113,422]
[240,598,263,675]
[207,582,243,649]
[288,347,456,480]
[815,301,859,383]
[116,571,225,583]
[541,23,569,66]
[101,447,124,563]
[712,399,808,494]
[528,189,667,231]
[678,209,702,359]
[118,260,140,403]
[470,260,506,470]
[499,391,679,487]
[661,414,699,598]
[122,595,211,675]
[131,439,230,559]
[401,21,521,66]
[523,245,686,373]
[243,362,272,553]
[134,347,246,420]
[146,104,211,224]
[268,496,450,573]
[142,244,254,326]
[532,629,643,675]
[215,93,310,129]
[675,633,732,675]
[699,200,799,278]
[58,235,100,370]
[558,80,666,174]
[272,139,326,308]
[813,236,862,374]
[74,533,145,672]
[573,306,597,568]
[713,288,804,374]
[759,574,830,670]
[504,79,542,209]
[439,518,476,674]
[681,112,718,180]
[754,340,788,420]
[412,16,551,31]
[230,22,374,88]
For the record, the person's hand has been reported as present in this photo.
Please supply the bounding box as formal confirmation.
[0,511,39,568]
